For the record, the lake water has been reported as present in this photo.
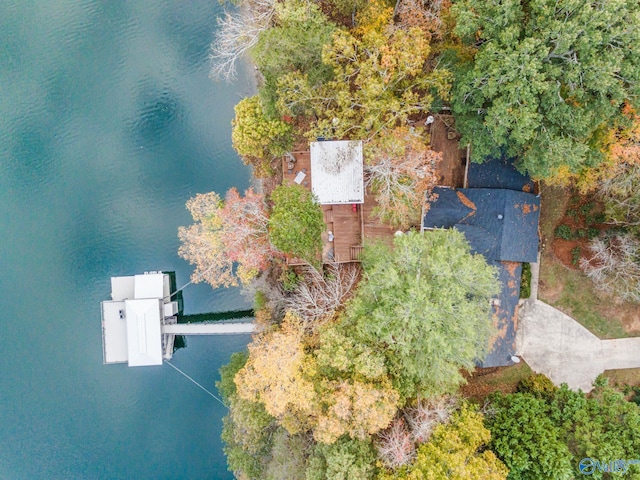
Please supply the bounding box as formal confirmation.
[0,1,253,478]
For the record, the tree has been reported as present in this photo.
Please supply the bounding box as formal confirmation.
[365,127,441,228]
[378,405,508,480]
[343,230,500,400]
[276,24,452,141]
[451,0,640,180]
[394,0,450,40]
[597,162,640,231]
[375,397,457,469]
[250,0,337,117]
[580,233,640,303]
[487,393,573,480]
[209,0,276,82]
[306,436,378,480]
[218,351,278,479]
[264,429,311,480]
[486,384,640,479]
[268,184,325,264]
[178,187,275,288]
[283,262,360,329]
[235,312,317,433]
[231,96,293,177]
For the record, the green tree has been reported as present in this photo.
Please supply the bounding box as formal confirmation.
[231,96,292,177]
[306,436,378,480]
[451,0,640,180]
[269,184,325,264]
[217,351,278,479]
[250,0,337,118]
[344,230,500,400]
[485,384,640,480]
[277,24,451,141]
[487,393,573,480]
[264,429,311,480]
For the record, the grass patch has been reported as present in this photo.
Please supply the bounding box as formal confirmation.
[538,184,630,339]
[602,369,640,390]
[539,257,628,339]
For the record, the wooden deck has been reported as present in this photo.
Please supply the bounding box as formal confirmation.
[430,114,467,188]
[363,190,397,247]
[283,152,398,265]
[282,151,312,191]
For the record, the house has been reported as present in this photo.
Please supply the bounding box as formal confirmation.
[282,140,396,264]
[422,156,540,367]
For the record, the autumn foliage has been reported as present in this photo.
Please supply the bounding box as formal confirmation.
[178,187,276,288]
[365,127,441,228]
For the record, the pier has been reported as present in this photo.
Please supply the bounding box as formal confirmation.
[101,271,254,367]
[163,322,254,335]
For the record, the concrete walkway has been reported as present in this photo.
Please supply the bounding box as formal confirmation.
[516,300,640,392]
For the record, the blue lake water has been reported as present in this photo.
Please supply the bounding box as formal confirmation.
[0,1,253,478]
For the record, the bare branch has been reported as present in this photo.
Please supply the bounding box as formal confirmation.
[209,0,276,83]
[283,263,360,330]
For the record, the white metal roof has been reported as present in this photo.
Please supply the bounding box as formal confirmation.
[125,299,163,366]
[134,273,165,299]
[310,140,364,204]
[101,301,128,364]
[111,276,135,301]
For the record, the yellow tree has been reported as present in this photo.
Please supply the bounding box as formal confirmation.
[276,22,451,142]
[378,405,508,479]
[235,312,317,433]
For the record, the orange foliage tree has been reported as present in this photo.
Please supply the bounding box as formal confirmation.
[178,187,276,289]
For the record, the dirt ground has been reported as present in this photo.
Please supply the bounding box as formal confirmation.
[460,363,533,403]
[539,186,640,336]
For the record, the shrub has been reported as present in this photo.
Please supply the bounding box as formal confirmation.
[517,374,557,399]
[571,246,582,266]
[520,262,531,298]
[587,227,600,240]
[554,224,573,240]
[579,201,594,216]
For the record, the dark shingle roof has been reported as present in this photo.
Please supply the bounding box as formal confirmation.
[422,185,540,368]
[482,260,522,368]
[424,188,540,263]
[467,156,535,192]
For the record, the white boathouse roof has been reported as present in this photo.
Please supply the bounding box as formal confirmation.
[125,298,164,366]
[310,140,364,204]
[102,273,170,367]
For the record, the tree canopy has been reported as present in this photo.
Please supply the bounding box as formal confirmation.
[276,20,452,141]
[177,187,274,288]
[343,229,500,400]
[231,96,292,176]
[378,405,508,480]
[451,0,640,180]
[486,379,640,480]
[268,183,325,264]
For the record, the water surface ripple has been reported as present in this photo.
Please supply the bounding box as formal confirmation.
[0,1,253,478]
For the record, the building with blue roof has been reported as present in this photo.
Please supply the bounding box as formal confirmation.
[423,157,540,367]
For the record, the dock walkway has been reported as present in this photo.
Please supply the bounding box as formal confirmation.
[163,322,254,335]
